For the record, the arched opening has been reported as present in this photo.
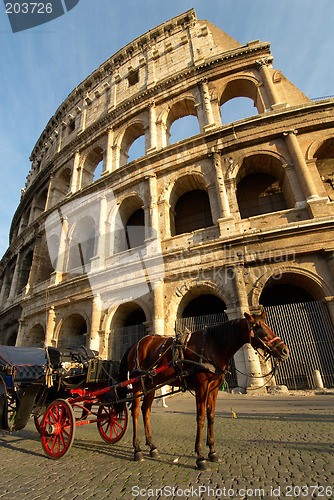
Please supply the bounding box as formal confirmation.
[34,188,48,219]
[93,159,104,182]
[68,216,96,273]
[260,283,314,306]
[260,275,334,389]
[169,115,200,144]
[35,236,59,285]
[313,138,334,201]
[221,96,257,125]
[24,324,45,347]
[52,168,72,204]
[166,99,199,146]
[114,196,145,253]
[236,155,289,219]
[18,250,34,293]
[125,208,145,249]
[81,147,104,188]
[182,294,227,318]
[58,314,87,348]
[174,189,213,235]
[237,173,288,218]
[110,303,147,361]
[127,135,146,163]
[120,123,146,167]
[220,78,262,126]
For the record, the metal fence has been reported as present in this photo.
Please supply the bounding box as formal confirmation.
[109,324,147,361]
[175,312,238,388]
[264,301,334,389]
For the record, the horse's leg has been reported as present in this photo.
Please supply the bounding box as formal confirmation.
[131,389,144,461]
[206,384,221,463]
[142,390,160,458]
[195,382,210,470]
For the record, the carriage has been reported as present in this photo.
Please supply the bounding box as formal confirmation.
[0,345,131,458]
[0,312,289,468]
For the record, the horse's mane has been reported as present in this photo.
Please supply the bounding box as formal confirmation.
[206,319,243,349]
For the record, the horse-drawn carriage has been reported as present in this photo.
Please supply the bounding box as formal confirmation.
[0,312,289,468]
[0,344,131,458]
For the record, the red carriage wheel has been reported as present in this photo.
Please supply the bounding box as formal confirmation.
[34,413,43,434]
[41,399,76,459]
[97,405,128,443]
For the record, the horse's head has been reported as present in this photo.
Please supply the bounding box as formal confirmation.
[244,311,289,361]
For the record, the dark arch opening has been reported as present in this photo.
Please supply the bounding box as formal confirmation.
[260,283,315,306]
[126,208,145,249]
[182,294,227,318]
[174,190,213,235]
[237,173,287,219]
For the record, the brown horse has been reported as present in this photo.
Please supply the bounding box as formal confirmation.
[117,311,289,469]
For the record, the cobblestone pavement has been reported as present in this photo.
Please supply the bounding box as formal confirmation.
[1,392,333,500]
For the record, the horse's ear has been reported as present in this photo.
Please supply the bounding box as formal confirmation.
[244,312,253,321]
[260,311,267,319]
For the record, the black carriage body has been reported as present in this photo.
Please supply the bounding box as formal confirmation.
[0,345,118,432]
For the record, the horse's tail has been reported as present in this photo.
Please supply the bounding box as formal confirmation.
[115,346,132,411]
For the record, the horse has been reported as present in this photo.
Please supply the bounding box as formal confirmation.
[117,311,289,470]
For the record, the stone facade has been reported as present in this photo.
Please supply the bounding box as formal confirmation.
[1,9,334,390]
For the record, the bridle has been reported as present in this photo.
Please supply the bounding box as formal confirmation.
[248,320,285,361]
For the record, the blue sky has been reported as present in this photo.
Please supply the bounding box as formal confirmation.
[0,0,333,257]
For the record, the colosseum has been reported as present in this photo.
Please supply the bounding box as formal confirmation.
[1,9,334,391]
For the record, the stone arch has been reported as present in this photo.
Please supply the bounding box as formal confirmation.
[106,300,149,360]
[67,215,96,272]
[81,145,105,188]
[250,266,332,308]
[234,153,290,218]
[55,311,89,347]
[166,280,233,334]
[168,173,214,236]
[163,95,200,145]
[34,187,48,219]
[51,166,72,205]
[118,120,147,168]
[113,194,145,252]
[219,75,265,117]
[23,323,45,347]
[309,136,334,201]
[17,248,34,293]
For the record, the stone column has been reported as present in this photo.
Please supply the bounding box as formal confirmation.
[50,216,68,285]
[104,127,114,173]
[153,279,164,336]
[147,101,157,153]
[70,150,80,193]
[201,79,215,132]
[231,265,265,392]
[256,57,282,109]
[15,318,26,346]
[91,194,108,272]
[211,153,236,235]
[8,252,21,300]
[45,306,56,346]
[146,174,159,240]
[324,297,334,329]
[90,295,102,352]
[284,130,319,200]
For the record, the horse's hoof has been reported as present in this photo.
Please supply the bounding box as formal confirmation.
[134,451,144,462]
[208,452,221,463]
[150,448,160,459]
[196,459,210,471]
